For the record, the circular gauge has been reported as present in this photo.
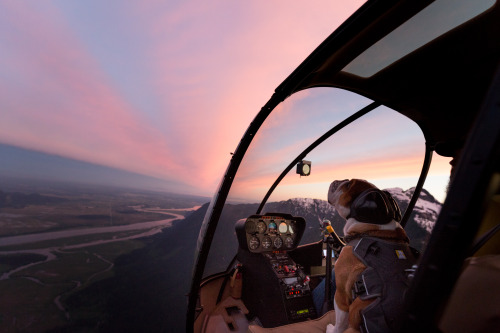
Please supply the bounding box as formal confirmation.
[284,236,294,249]
[268,222,277,234]
[289,221,295,234]
[273,237,283,249]
[279,222,288,233]
[257,221,267,233]
[248,236,260,250]
[262,237,272,249]
[245,220,257,234]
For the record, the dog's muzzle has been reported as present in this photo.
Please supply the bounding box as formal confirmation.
[330,179,349,194]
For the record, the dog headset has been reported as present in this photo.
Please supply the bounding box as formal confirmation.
[347,189,402,224]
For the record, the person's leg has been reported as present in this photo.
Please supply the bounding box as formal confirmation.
[312,269,336,315]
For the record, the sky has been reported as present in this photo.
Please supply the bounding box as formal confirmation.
[0,1,452,201]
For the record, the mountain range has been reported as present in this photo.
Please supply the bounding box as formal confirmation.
[268,186,442,249]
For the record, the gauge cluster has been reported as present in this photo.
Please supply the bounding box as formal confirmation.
[235,213,305,253]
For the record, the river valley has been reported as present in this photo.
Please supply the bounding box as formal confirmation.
[0,205,200,333]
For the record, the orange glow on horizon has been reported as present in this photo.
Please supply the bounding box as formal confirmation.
[227,151,452,203]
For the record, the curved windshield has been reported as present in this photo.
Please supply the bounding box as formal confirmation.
[202,87,427,278]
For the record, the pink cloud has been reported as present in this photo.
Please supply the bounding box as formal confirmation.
[120,1,367,190]
[1,1,367,194]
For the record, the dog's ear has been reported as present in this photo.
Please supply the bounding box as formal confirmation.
[348,189,401,224]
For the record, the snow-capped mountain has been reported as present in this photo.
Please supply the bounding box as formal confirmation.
[386,187,441,233]
[263,187,441,251]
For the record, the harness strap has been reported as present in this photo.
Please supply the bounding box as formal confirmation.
[350,237,418,333]
[345,233,408,244]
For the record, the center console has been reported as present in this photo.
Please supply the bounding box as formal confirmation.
[235,214,317,327]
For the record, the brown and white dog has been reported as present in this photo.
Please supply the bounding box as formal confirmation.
[327,179,410,333]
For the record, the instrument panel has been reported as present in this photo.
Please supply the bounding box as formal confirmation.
[235,213,305,253]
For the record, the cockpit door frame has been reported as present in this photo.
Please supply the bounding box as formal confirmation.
[399,64,500,333]
[186,92,286,332]
[187,93,435,332]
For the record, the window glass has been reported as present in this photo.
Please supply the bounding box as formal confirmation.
[202,87,430,278]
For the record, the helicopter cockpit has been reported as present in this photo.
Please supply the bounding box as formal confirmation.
[190,88,438,332]
[197,88,431,281]
[187,0,500,332]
